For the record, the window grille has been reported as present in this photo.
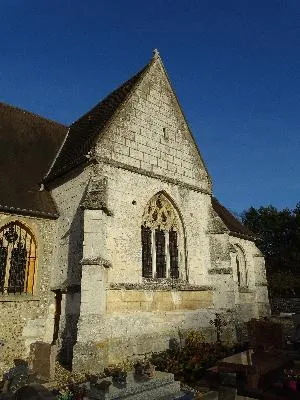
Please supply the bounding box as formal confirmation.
[0,222,36,294]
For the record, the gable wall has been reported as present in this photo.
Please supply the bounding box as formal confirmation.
[95,58,211,193]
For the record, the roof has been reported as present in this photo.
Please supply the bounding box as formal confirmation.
[212,197,256,240]
[0,102,67,218]
[45,63,150,183]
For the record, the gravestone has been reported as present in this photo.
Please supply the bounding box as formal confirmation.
[28,343,57,381]
[87,370,188,400]
[247,318,284,351]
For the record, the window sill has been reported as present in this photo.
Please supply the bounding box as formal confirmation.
[238,287,255,294]
[208,268,233,275]
[0,293,40,302]
[110,280,213,291]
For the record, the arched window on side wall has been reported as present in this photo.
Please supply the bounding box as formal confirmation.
[234,244,248,287]
[141,192,182,280]
[0,222,37,294]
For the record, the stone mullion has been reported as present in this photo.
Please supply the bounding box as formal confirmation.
[151,228,156,278]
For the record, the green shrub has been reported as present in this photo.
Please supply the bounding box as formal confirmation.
[151,335,247,382]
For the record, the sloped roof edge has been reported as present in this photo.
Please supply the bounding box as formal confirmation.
[212,197,256,241]
[44,59,152,183]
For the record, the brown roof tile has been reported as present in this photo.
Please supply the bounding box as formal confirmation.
[212,197,256,240]
[0,102,67,218]
[45,63,150,182]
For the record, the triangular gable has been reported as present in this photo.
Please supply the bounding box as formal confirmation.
[95,52,211,192]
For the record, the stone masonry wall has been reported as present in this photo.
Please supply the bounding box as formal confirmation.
[106,289,213,313]
[0,212,56,374]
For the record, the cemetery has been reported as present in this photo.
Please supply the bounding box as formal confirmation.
[2,314,300,399]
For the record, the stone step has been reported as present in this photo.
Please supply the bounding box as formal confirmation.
[106,382,182,400]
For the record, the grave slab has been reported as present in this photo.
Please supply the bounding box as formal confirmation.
[88,371,184,400]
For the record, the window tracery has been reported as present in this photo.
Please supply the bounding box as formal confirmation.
[141,193,181,279]
[0,222,36,294]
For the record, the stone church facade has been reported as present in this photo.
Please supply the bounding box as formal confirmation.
[0,51,269,373]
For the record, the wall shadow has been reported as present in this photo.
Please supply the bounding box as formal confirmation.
[57,204,84,369]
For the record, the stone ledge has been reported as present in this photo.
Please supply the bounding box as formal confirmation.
[208,268,232,275]
[97,155,212,195]
[51,283,81,294]
[0,294,40,302]
[109,280,213,291]
[81,256,112,268]
[238,287,255,293]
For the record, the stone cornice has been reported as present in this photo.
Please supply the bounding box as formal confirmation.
[97,156,212,195]
[0,204,58,219]
[109,280,213,291]
[208,268,233,275]
[81,257,111,268]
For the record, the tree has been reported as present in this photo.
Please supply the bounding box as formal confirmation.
[241,203,300,297]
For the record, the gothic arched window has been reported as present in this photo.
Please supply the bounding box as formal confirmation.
[141,193,182,279]
[234,244,248,287]
[0,222,37,294]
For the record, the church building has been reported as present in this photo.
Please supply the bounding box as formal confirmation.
[0,51,269,373]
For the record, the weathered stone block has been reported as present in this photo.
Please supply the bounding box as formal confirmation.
[122,290,146,302]
[114,143,130,156]
[73,341,107,374]
[29,342,57,380]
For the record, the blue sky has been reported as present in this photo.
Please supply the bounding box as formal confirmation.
[1,0,299,213]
